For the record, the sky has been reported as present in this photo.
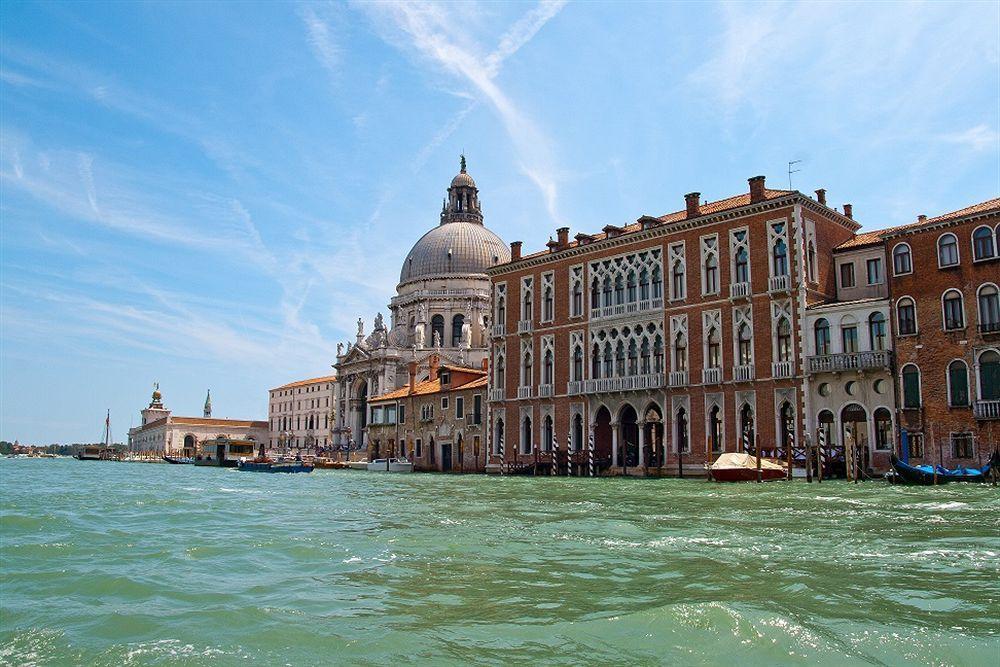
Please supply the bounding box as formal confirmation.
[1,1,998,444]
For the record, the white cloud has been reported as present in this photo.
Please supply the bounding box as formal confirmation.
[941,124,999,153]
[300,4,340,76]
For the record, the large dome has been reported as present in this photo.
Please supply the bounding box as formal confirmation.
[399,221,509,285]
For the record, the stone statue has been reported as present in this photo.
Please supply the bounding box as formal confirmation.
[347,342,353,352]
[415,322,426,349]
[461,316,472,348]
[477,311,486,335]
[433,330,441,348]
[357,318,364,337]
[417,302,427,322]
[337,342,343,356]
[374,312,385,331]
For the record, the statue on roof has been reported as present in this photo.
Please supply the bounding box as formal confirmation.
[374,312,385,331]
[460,153,466,173]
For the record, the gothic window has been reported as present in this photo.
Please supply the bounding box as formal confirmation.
[814,318,831,355]
[902,364,921,408]
[522,288,533,321]
[978,284,1000,332]
[735,247,749,283]
[451,314,464,348]
[673,332,687,372]
[709,406,723,452]
[602,276,612,308]
[431,315,445,346]
[779,402,794,450]
[543,415,553,451]
[615,340,626,376]
[738,324,753,365]
[776,318,792,362]
[893,244,912,275]
[704,254,718,294]
[943,289,964,330]
[868,312,887,351]
[652,267,663,299]
[521,351,533,387]
[591,277,600,311]
[603,342,613,377]
[571,268,583,317]
[495,352,506,387]
[573,345,583,381]
[614,275,624,305]
[542,283,554,322]
[639,269,650,301]
[938,233,959,267]
[948,360,969,407]
[807,240,817,281]
[978,350,1000,400]
[740,404,755,451]
[671,261,685,300]
[653,336,664,373]
[897,298,917,335]
[542,349,553,385]
[707,328,721,368]
[573,414,584,451]
[628,339,638,375]
[640,338,651,374]
[973,226,995,261]
[591,343,601,379]
[626,271,637,302]
[772,239,788,276]
[521,416,532,454]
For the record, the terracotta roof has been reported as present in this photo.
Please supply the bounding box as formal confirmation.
[170,417,268,428]
[835,196,1000,249]
[369,369,487,403]
[517,188,794,262]
[459,376,489,390]
[271,375,336,391]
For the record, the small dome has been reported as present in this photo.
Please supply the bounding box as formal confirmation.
[450,171,476,189]
[400,222,509,285]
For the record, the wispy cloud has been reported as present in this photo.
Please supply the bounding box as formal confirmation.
[299,3,340,77]
[941,124,999,153]
[357,0,567,223]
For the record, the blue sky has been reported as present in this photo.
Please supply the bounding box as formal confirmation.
[1,1,998,444]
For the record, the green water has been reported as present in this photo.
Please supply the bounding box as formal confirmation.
[1,459,997,666]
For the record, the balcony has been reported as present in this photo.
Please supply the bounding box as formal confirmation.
[733,364,755,382]
[669,370,689,387]
[729,281,751,300]
[465,414,482,426]
[973,400,1000,420]
[488,388,505,402]
[979,321,1000,336]
[517,319,533,335]
[702,367,722,384]
[537,383,554,398]
[807,350,892,374]
[492,324,505,338]
[590,297,664,322]
[772,360,794,378]
[768,274,791,294]
[567,380,586,395]
[583,373,665,393]
[517,386,533,399]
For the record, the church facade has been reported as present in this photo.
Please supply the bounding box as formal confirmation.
[332,158,509,455]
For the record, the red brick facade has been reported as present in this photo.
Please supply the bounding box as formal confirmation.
[486,177,859,475]
[885,199,1000,468]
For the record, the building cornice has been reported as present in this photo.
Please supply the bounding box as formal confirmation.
[881,206,1000,240]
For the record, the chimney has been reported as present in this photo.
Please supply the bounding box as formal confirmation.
[843,203,853,220]
[685,192,701,218]
[546,237,560,253]
[481,357,489,372]
[918,214,927,224]
[556,227,569,248]
[408,360,417,393]
[428,354,440,381]
[748,175,766,204]
[815,189,827,206]
[510,241,522,261]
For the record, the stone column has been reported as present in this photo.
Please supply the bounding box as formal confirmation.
[611,422,619,468]
[638,422,646,468]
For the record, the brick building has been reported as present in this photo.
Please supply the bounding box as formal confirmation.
[486,176,861,475]
[882,198,1000,467]
[367,353,487,472]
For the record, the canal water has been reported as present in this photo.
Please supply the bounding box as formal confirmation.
[1,459,997,666]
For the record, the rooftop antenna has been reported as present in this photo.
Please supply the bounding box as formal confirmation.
[787,160,802,190]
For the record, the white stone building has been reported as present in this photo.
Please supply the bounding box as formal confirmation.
[333,157,509,454]
[127,387,268,455]
[267,375,336,453]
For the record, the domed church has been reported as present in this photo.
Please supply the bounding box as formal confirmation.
[332,157,509,451]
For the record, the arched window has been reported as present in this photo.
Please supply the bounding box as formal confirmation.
[942,289,964,330]
[972,226,995,261]
[639,269,650,301]
[603,342,613,377]
[902,364,921,408]
[614,275,624,305]
[521,416,532,454]
[496,295,506,327]
[706,328,721,369]
[704,255,719,294]
[814,318,831,355]
[874,408,892,451]
[542,349,553,385]
[451,314,465,347]
[807,241,817,281]
[626,271,637,302]
[738,324,753,365]
[671,261,685,299]
[776,318,792,362]
[948,360,969,407]
[591,344,601,379]
[615,341,626,376]
[543,415,553,451]
[938,233,959,267]
[542,285,553,321]
[572,345,583,381]
[495,354,505,387]
[431,315,445,346]
[572,280,583,316]
[772,239,788,276]
[522,290,533,320]
[897,297,917,335]
[652,267,663,299]
[978,284,1000,333]
[590,278,600,310]
[521,352,533,387]
[640,338,651,374]
[709,406,723,452]
[676,408,689,453]
[735,247,749,283]
[978,350,1000,400]
[868,312,886,351]
[602,276,612,308]
[892,244,912,275]
[627,339,638,375]
[653,336,664,373]
[673,332,687,371]
[573,414,584,451]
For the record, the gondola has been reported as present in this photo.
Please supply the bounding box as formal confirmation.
[162,455,194,464]
[889,452,997,485]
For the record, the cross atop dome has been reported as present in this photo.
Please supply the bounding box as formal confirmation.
[442,154,481,225]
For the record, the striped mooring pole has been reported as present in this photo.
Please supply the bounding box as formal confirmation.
[566,430,572,477]
[499,429,505,476]
[551,427,558,476]
[588,428,595,477]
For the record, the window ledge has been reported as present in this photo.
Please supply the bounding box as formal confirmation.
[893,271,913,277]
[937,263,961,270]
[972,256,998,264]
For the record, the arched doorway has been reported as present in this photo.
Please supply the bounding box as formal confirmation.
[643,404,664,467]
[708,405,723,455]
[521,415,532,455]
[675,407,689,457]
[619,405,639,467]
[778,402,795,456]
[182,434,196,457]
[572,413,584,452]
[740,404,755,452]
[594,406,612,467]
[841,403,868,473]
[354,380,368,451]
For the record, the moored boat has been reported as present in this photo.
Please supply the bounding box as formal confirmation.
[75,411,115,460]
[889,453,996,485]
[707,452,787,482]
[162,455,194,464]
[237,457,313,473]
[365,458,414,473]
